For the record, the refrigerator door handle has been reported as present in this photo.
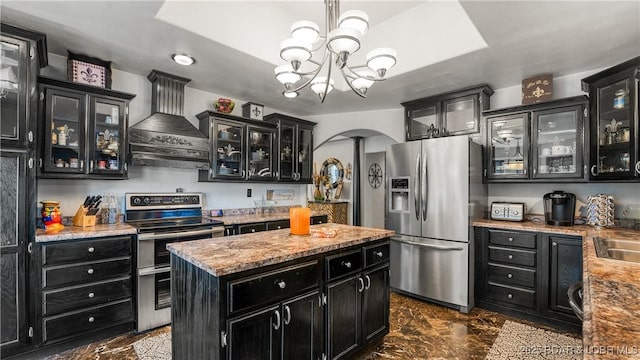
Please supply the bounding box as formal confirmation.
[394,238,464,251]
[422,151,428,221]
[414,153,420,221]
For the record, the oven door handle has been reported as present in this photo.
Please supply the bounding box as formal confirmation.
[137,228,218,241]
[138,267,171,276]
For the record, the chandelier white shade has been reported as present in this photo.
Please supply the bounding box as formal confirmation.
[275,0,397,102]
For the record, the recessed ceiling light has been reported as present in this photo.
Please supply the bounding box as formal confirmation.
[283,90,298,99]
[171,53,195,66]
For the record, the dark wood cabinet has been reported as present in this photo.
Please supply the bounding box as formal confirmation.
[197,111,277,182]
[281,291,323,360]
[224,215,328,236]
[402,84,493,143]
[582,56,640,181]
[37,236,134,345]
[38,77,135,179]
[325,246,390,360]
[475,227,582,331]
[264,113,316,183]
[0,23,46,359]
[484,96,589,182]
[227,304,280,360]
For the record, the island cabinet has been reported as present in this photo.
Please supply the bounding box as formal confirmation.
[224,215,328,236]
[483,96,589,182]
[474,227,582,331]
[169,228,391,360]
[197,111,277,182]
[35,235,134,347]
[581,56,640,181]
[37,77,136,179]
[263,113,316,183]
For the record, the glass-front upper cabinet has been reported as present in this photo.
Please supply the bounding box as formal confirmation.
[582,57,640,181]
[89,97,127,176]
[0,36,26,143]
[278,122,296,180]
[43,89,86,174]
[38,77,135,179]
[264,113,316,183]
[487,114,529,179]
[443,95,479,136]
[532,105,585,179]
[406,104,439,140]
[297,125,313,183]
[247,125,275,181]
[213,120,245,179]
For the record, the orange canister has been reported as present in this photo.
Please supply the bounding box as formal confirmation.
[41,200,62,225]
[290,207,310,235]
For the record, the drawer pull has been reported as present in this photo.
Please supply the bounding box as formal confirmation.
[251,229,256,233]
[88,316,95,323]
[552,242,558,247]
[88,247,95,253]
[341,261,352,269]
[88,292,95,298]
[507,294,513,299]
[375,251,384,258]
[277,226,281,229]
[507,274,513,279]
[508,254,513,260]
[87,268,94,275]
[508,237,514,242]
[276,280,286,289]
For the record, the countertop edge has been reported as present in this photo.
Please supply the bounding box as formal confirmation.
[35,224,137,243]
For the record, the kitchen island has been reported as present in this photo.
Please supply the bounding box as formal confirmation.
[167,223,394,360]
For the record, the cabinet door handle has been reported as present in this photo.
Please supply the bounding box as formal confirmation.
[591,165,597,176]
[90,161,94,172]
[507,254,513,260]
[552,242,558,247]
[341,261,352,269]
[28,131,33,143]
[358,277,365,293]
[88,247,95,253]
[124,162,128,172]
[636,161,640,175]
[88,292,95,298]
[283,305,291,325]
[88,316,95,323]
[375,251,383,258]
[364,275,371,290]
[276,280,286,289]
[273,310,281,330]
[87,268,94,274]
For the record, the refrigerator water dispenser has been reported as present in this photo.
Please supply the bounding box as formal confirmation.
[389,177,410,213]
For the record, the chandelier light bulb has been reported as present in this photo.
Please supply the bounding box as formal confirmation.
[338,10,369,36]
[351,69,376,93]
[283,90,299,99]
[366,48,397,77]
[274,64,302,86]
[291,20,320,44]
[327,28,361,56]
[310,76,335,97]
[280,38,312,70]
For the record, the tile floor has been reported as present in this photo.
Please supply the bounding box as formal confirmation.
[42,292,573,360]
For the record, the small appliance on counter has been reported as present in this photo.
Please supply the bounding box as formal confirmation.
[490,202,525,222]
[543,191,576,226]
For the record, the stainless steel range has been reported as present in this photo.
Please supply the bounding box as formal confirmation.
[125,192,224,332]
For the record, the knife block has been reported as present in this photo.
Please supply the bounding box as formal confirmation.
[73,206,97,227]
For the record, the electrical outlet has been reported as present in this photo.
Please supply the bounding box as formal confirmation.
[247,189,252,197]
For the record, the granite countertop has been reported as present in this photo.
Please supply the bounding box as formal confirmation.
[212,210,327,225]
[35,223,137,243]
[167,223,394,277]
[474,219,640,355]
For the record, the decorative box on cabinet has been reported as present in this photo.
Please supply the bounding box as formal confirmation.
[582,56,640,181]
[37,77,135,179]
[474,227,582,331]
[0,23,47,358]
[402,84,493,144]
[37,236,134,345]
[308,201,348,224]
[264,113,316,183]
[197,111,277,182]
[483,96,589,182]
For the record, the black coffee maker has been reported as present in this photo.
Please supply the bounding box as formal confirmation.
[543,191,576,226]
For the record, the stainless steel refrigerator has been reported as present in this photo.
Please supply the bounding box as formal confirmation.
[385,136,486,313]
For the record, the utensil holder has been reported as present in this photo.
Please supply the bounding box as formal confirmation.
[73,205,97,227]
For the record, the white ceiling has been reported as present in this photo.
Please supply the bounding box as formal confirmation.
[2,1,639,117]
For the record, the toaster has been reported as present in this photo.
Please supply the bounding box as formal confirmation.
[490,202,526,222]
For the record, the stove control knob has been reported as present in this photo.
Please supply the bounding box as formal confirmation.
[143,197,151,205]
[132,197,142,205]
[191,196,199,204]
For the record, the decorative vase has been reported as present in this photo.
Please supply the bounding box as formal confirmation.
[313,184,323,201]
[41,200,62,225]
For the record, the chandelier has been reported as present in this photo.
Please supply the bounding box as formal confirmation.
[274,0,397,102]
